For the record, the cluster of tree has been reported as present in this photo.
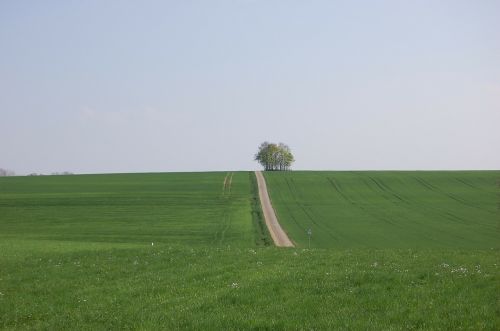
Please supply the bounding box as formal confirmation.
[27,172,74,176]
[0,168,15,177]
[255,142,294,171]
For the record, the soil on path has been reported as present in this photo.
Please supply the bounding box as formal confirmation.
[255,171,294,247]
[222,172,233,195]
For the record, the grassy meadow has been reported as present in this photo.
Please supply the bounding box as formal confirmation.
[0,171,498,330]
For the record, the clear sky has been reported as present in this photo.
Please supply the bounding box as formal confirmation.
[1,0,499,174]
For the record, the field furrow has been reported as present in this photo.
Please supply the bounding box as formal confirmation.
[265,171,500,249]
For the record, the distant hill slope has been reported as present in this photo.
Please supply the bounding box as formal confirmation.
[264,171,499,248]
[0,172,259,247]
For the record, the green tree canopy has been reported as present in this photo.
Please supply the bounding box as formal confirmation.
[254,142,294,171]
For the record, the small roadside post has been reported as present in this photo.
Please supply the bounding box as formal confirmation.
[307,228,312,248]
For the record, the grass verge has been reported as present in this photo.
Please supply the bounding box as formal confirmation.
[249,172,272,246]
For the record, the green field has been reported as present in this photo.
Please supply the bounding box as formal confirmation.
[0,172,262,247]
[0,171,498,330]
[265,171,499,249]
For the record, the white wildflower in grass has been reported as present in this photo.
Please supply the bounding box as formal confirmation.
[256,261,263,266]
[230,282,239,289]
[440,263,449,268]
[451,266,468,274]
[151,242,154,246]
[371,262,378,268]
[248,249,256,255]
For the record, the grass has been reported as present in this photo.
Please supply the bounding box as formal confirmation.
[249,172,272,246]
[264,171,499,249]
[1,242,497,330]
[0,171,498,330]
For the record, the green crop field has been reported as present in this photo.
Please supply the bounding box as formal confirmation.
[0,171,498,330]
[265,171,499,249]
[0,172,262,247]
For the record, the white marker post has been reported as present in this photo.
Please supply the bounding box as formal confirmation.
[307,228,312,248]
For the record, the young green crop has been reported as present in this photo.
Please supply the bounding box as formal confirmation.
[264,171,499,249]
[0,172,259,247]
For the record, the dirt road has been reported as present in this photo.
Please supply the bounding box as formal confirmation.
[255,171,294,247]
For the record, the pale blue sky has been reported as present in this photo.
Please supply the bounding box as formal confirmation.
[1,0,499,174]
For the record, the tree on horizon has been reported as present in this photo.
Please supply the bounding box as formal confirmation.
[0,168,15,177]
[254,142,294,171]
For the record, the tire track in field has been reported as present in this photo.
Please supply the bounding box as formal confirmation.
[414,177,495,215]
[285,178,318,227]
[220,172,234,243]
[455,177,477,189]
[365,177,471,227]
[214,173,229,243]
[362,176,477,243]
[228,172,233,194]
[385,177,471,225]
[213,172,233,245]
[326,177,351,203]
[255,171,294,247]
[336,176,460,243]
[326,177,399,227]
[360,177,444,242]
[285,177,336,239]
[222,173,228,193]
[455,177,492,194]
[222,172,233,196]
[368,177,406,203]
[369,176,492,227]
[278,179,306,233]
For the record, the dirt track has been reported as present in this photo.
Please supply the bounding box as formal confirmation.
[255,171,294,247]
[222,172,233,195]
